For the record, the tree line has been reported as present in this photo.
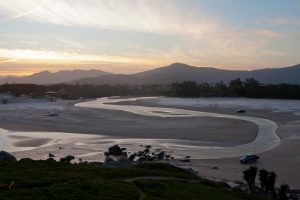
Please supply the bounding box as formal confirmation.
[0,78,300,100]
[170,78,300,99]
[243,166,291,200]
[0,83,166,99]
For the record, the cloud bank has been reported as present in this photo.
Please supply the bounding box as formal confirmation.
[0,0,299,74]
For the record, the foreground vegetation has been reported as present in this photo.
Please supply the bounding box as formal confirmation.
[1,78,300,100]
[0,161,264,200]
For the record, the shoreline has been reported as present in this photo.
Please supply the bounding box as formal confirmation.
[0,96,299,187]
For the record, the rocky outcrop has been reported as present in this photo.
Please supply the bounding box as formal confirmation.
[0,151,17,162]
[107,145,123,156]
[104,144,173,167]
[60,155,75,163]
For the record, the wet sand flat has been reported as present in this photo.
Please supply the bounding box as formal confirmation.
[0,97,299,188]
[135,97,300,188]
[0,102,258,146]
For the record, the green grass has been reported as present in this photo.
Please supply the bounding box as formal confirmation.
[0,161,264,200]
[134,180,264,200]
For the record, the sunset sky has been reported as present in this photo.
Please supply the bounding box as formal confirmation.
[0,0,300,76]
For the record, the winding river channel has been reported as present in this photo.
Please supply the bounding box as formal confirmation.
[0,97,280,159]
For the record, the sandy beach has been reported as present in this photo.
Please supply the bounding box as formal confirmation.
[137,97,300,188]
[0,96,299,188]
[0,99,258,145]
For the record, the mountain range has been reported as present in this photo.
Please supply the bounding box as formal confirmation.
[74,63,300,85]
[0,69,111,85]
[1,63,299,85]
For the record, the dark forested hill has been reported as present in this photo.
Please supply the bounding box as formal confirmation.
[73,63,300,85]
[0,69,112,85]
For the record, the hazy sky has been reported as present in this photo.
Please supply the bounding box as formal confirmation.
[0,0,300,76]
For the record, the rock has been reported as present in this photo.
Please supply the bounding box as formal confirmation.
[0,151,17,162]
[119,156,131,165]
[185,156,191,159]
[122,152,128,157]
[104,156,114,164]
[237,110,246,113]
[18,158,33,162]
[60,155,75,163]
[108,145,123,156]
[157,151,166,160]
[144,148,150,154]
[121,148,127,151]
[128,154,136,161]
[104,156,131,167]
[48,153,55,158]
[145,145,152,149]
[212,166,219,170]
[137,155,154,162]
[65,155,75,160]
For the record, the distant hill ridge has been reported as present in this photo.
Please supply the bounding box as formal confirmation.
[1,63,300,85]
[74,63,300,85]
[0,69,112,85]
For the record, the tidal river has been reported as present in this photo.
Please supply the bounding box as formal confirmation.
[0,97,280,160]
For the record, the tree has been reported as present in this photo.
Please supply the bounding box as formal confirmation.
[171,81,199,97]
[266,172,277,198]
[259,169,269,194]
[243,167,258,194]
[244,78,262,97]
[279,184,290,200]
[228,78,245,96]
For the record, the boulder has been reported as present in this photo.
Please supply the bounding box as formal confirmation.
[104,156,131,167]
[128,153,136,161]
[157,151,166,160]
[122,152,128,158]
[108,145,123,156]
[60,155,75,163]
[0,151,17,162]
[48,153,55,158]
[104,156,114,164]
[137,155,154,162]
